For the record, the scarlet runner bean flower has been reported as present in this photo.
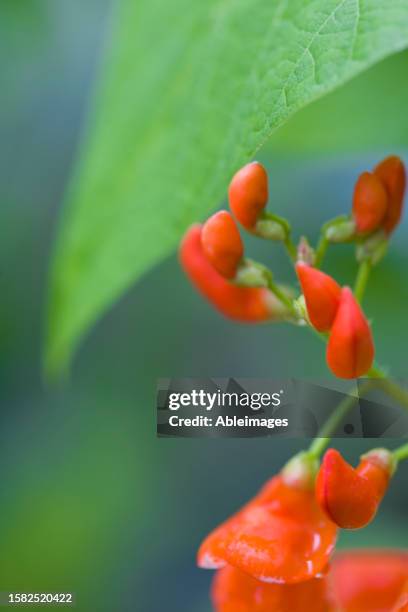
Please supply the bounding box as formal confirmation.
[211,564,334,612]
[375,155,406,234]
[201,211,244,279]
[197,467,337,584]
[179,224,287,322]
[332,549,408,612]
[393,580,408,611]
[296,263,341,332]
[352,171,388,234]
[211,550,408,611]
[228,161,268,230]
[326,286,374,379]
[316,448,394,529]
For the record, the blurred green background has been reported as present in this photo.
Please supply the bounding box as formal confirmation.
[0,2,407,611]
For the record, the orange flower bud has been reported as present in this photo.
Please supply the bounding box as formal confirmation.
[326,287,374,379]
[211,565,334,612]
[375,155,406,234]
[179,225,285,322]
[197,474,337,584]
[228,162,268,229]
[295,263,341,332]
[332,550,408,612]
[201,211,243,278]
[316,448,393,529]
[352,171,388,234]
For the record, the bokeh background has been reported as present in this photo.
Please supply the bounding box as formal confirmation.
[1,1,407,610]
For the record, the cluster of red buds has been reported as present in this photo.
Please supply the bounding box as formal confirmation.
[296,267,374,378]
[197,448,407,611]
[180,157,408,609]
[180,156,406,379]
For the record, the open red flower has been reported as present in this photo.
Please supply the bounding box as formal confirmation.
[296,263,341,332]
[326,286,374,379]
[374,155,406,234]
[393,580,408,611]
[210,550,408,612]
[332,550,408,612]
[197,473,337,584]
[179,224,286,322]
[202,211,244,279]
[316,448,393,529]
[229,162,268,230]
[211,564,334,612]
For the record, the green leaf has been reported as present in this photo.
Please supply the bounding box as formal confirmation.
[46,0,408,375]
[268,48,408,152]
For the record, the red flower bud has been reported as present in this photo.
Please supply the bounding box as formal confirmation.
[211,565,334,612]
[179,225,284,322]
[295,263,341,332]
[375,155,406,234]
[229,162,268,229]
[316,448,393,529]
[332,550,408,612]
[352,171,388,234]
[201,211,243,278]
[197,474,337,584]
[326,287,374,379]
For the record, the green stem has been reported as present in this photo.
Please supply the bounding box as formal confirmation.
[283,235,297,262]
[314,235,329,268]
[375,378,408,413]
[266,212,297,261]
[307,371,408,460]
[367,365,386,378]
[306,330,408,414]
[308,380,374,459]
[367,365,408,412]
[393,442,408,462]
[266,278,298,318]
[301,329,408,460]
[354,259,372,303]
